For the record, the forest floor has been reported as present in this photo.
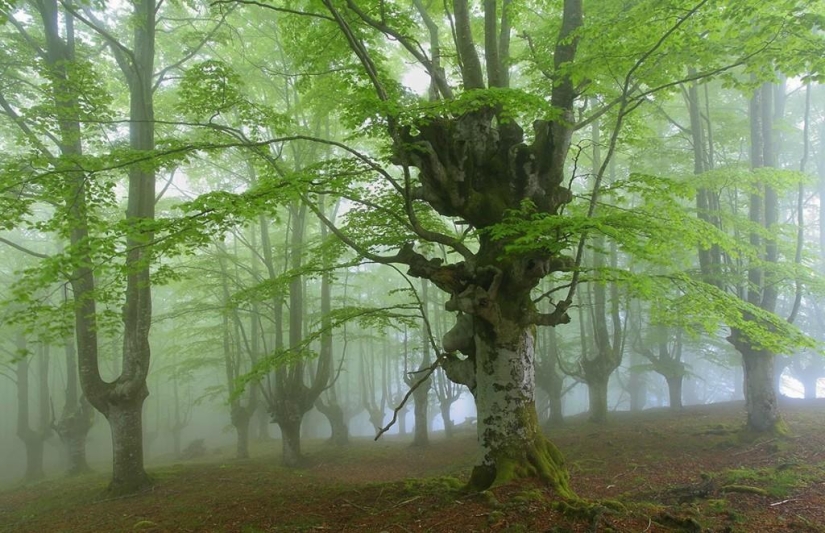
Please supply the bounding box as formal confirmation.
[1,398,824,533]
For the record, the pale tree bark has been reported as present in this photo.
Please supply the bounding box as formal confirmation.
[728,82,786,434]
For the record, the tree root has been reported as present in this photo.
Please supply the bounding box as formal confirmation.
[721,484,769,496]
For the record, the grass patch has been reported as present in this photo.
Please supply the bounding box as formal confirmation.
[722,464,812,498]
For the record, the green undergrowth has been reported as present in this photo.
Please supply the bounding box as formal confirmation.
[722,462,821,498]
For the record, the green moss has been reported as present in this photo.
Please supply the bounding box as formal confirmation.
[723,464,811,498]
[487,509,506,525]
[468,402,575,499]
[512,488,545,504]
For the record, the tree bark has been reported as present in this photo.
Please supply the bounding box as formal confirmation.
[742,348,782,432]
[33,0,96,480]
[665,375,683,410]
[107,395,151,493]
[731,331,784,433]
[586,372,610,424]
[466,324,571,497]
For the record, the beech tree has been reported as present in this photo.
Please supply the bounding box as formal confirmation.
[190,0,825,495]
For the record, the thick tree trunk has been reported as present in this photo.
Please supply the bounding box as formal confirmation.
[666,375,684,410]
[586,373,610,424]
[739,344,784,433]
[107,395,151,494]
[280,417,302,467]
[466,326,572,497]
[57,401,93,476]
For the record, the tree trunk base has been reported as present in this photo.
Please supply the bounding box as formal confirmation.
[107,472,152,496]
[467,435,574,499]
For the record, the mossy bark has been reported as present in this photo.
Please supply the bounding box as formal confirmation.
[466,324,573,498]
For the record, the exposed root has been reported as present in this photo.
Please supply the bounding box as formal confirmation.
[721,484,769,496]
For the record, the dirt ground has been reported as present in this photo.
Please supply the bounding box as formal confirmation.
[1,398,824,532]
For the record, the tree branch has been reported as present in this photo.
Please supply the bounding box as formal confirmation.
[0,237,50,259]
[452,0,484,89]
[61,2,138,83]
[346,0,453,99]
[374,352,446,440]
[152,4,237,92]
[212,0,334,21]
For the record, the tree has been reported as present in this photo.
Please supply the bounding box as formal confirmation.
[203,0,824,495]
[13,335,52,483]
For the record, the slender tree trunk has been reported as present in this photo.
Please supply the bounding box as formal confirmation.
[411,381,429,446]
[410,280,432,446]
[440,402,454,437]
[56,331,92,475]
[15,336,51,483]
[733,363,744,401]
